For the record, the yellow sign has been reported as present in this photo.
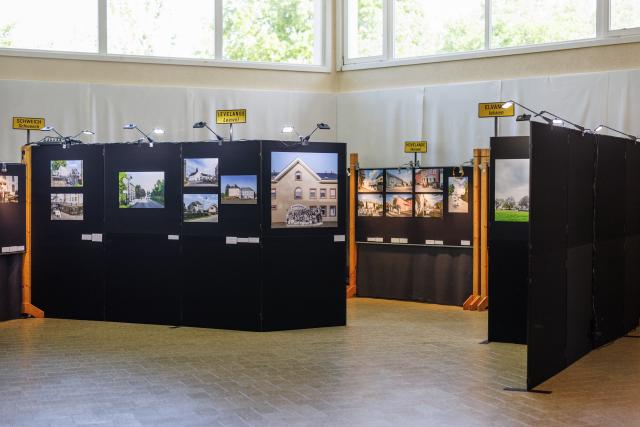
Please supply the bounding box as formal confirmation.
[404,141,428,153]
[216,109,247,124]
[478,102,515,118]
[12,117,45,130]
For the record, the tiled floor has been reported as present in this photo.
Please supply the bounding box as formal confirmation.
[0,298,639,427]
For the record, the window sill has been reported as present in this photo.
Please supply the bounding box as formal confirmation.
[0,48,331,73]
[341,34,640,71]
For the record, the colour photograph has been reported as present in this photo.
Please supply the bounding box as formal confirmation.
[183,194,219,223]
[495,159,529,222]
[358,193,384,217]
[0,175,18,203]
[118,172,165,209]
[415,168,444,193]
[270,151,338,228]
[184,158,219,187]
[358,169,384,193]
[385,193,413,217]
[221,175,258,205]
[51,160,83,187]
[385,169,413,192]
[415,194,443,218]
[51,193,83,221]
[448,177,469,214]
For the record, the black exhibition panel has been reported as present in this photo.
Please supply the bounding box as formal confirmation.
[104,142,181,235]
[488,136,529,344]
[356,244,472,306]
[260,140,347,330]
[0,163,26,251]
[592,135,627,347]
[30,144,106,321]
[356,167,473,246]
[625,141,640,331]
[355,166,473,305]
[105,234,180,325]
[564,132,595,364]
[0,163,26,321]
[527,122,569,390]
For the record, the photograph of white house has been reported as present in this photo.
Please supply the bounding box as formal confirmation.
[358,169,384,193]
[183,194,219,223]
[51,193,83,221]
[51,160,83,187]
[358,194,383,217]
[0,175,18,203]
[415,168,444,193]
[184,158,219,187]
[415,194,443,218]
[221,175,257,204]
[385,169,413,192]
[270,151,338,228]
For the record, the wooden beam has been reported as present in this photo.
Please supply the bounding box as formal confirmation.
[464,148,483,310]
[478,149,490,311]
[347,153,358,298]
[21,145,44,318]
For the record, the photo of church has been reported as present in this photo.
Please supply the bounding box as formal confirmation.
[270,151,338,228]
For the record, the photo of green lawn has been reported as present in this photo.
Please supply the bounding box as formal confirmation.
[495,209,529,222]
[494,159,529,223]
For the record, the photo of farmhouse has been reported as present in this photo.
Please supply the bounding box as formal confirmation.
[358,193,384,217]
[415,194,443,218]
[51,160,83,187]
[385,194,413,217]
[118,171,165,209]
[270,151,338,228]
[494,159,529,222]
[184,158,218,187]
[415,168,444,193]
[0,175,18,203]
[51,193,83,221]
[221,175,257,204]
[358,169,384,193]
[183,194,219,223]
[385,169,413,192]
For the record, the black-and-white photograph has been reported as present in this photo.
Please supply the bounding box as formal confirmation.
[51,193,83,221]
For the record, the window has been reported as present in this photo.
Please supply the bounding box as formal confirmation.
[310,188,317,199]
[0,0,328,70]
[610,0,640,31]
[272,204,277,210]
[320,206,327,217]
[329,206,336,217]
[294,187,303,199]
[0,0,98,52]
[271,188,276,199]
[330,188,336,199]
[107,0,215,58]
[320,188,327,198]
[342,1,638,69]
[346,0,384,59]
[295,170,302,181]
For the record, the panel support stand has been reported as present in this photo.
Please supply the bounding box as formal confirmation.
[347,153,358,298]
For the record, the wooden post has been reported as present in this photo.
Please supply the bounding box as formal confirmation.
[476,149,490,311]
[20,145,44,318]
[464,149,482,310]
[347,153,358,298]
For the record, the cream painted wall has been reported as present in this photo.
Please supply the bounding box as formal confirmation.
[338,42,640,92]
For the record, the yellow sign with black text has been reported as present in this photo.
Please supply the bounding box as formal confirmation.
[12,117,45,130]
[216,109,247,124]
[478,102,514,118]
[404,141,428,153]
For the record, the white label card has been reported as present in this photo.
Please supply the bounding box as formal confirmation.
[168,235,180,241]
[91,234,103,243]
[367,237,384,243]
[334,235,346,242]
[461,240,471,246]
[237,238,249,243]
[391,238,408,244]
[248,237,260,244]
[425,240,435,245]
[82,234,92,241]
[226,236,238,245]
[434,240,444,245]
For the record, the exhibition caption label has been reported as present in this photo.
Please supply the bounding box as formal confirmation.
[12,117,45,130]
[216,109,247,124]
[404,141,428,153]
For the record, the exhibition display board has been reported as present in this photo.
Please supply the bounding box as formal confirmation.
[489,122,640,390]
[0,163,25,321]
[29,141,346,331]
[355,166,473,305]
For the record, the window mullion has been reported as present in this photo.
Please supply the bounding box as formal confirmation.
[98,0,107,54]
[215,0,223,60]
[597,0,609,38]
[485,0,492,50]
[385,0,394,60]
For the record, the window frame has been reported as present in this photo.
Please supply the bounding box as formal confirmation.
[0,0,332,73]
[339,0,640,71]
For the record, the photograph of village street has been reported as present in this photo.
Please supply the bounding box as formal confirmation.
[184,158,218,187]
[118,171,165,209]
[183,194,219,223]
[51,160,83,187]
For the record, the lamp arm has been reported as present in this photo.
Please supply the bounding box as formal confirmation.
[540,111,585,132]
[600,125,637,141]
[205,124,224,142]
[303,126,319,142]
[135,126,153,143]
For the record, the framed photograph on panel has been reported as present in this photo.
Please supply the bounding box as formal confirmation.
[415,168,444,193]
[358,194,384,217]
[51,160,83,187]
[385,169,413,192]
[357,169,384,193]
[385,193,413,217]
[448,177,469,213]
[415,194,443,218]
[494,159,529,222]
[118,172,165,209]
